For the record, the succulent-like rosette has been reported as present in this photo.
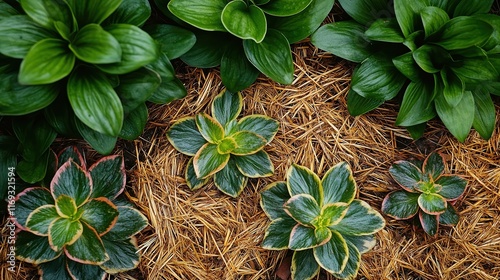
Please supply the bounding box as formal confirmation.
[166,90,278,197]
[261,163,385,280]
[382,152,467,236]
[14,147,148,280]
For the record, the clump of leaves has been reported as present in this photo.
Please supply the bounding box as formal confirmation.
[261,163,385,280]
[154,0,334,92]
[311,0,500,142]
[382,152,467,236]
[14,146,148,279]
[166,90,278,197]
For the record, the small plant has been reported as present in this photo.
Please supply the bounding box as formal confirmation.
[14,146,148,279]
[261,163,385,280]
[311,0,500,142]
[154,0,334,92]
[166,90,278,197]
[382,152,467,236]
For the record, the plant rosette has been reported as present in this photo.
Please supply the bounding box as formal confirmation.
[311,0,500,142]
[153,0,334,92]
[382,152,467,236]
[166,90,278,197]
[260,163,385,280]
[13,146,148,279]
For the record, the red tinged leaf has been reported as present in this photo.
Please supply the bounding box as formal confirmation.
[14,187,54,230]
[89,155,126,200]
[51,160,92,207]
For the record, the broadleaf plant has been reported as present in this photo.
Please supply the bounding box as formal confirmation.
[154,0,334,92]
[311,0,500,142]
[166,90,279,197]
[14,146,148,279]
[382,152,467,236]
[261,163,385,280]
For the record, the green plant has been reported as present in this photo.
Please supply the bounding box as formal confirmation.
[261,163,385,280]
[166,90,278,197]
[154,0,334,92]
[381,152,467,236]
[311,0,500,142]
[14,146,148,279]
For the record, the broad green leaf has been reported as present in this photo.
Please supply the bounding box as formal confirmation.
[20,0,73,31]
[195,113,225,143]
[419,210,439,236]
[55,195,77,218]
[220,43,260,92]
[311,21,372,63]
[394,0,426,37]
[51,160,92,207]
[148,77,187,104]
[213,157,247,197]
[15,187,54,229]
[420,6,449,38]
[17,151,50,184]
[313,230,348,274]
[68,66,124,136]
[193,143,230,179]
[143,24,196,59]
[412,44,450,74]
[66,260,106,280]
[26,205,59,236]
[395,81,436,127]
[432,17,493,51]
[13,116,56,162]
[472,88,496,140]
[97,24,160,75]
[44,96,80,137]
[435,90,474,142]
[243,29,294,85]
[452,57,498,83]
[180,30,231,68]
[19,38,75,85]
[291,250,320,280]
[120,103,148,140]
[346,89,385,116]
[381,190,420,219]
[217,137,237,155]
[69,24,122,64]
[234,150,274,178]
[65,223,108,264]
[115,67,160,114]
[287,164,323,205]
[16,231,62,264]
[259,0,312,16]
[284,194,321,226]
[0,15,53,59]
[331,200,385,236]
[76,119,118,155]
[337,0,391,26]
[453,0,494,17]
[365,18,404,43]
[168,0,226,31]
[317,203,349,228]
[441,68,465,107]
[105,0,151,26]
[403,30,425,52]
[332,239,362,280]
[231,131,267,155]
[351,56,406,100]
[100,237,140,273]
[103,206,148,240]
[321,162,356,205]
[439,203,459,225]
[211,90,242,126]
[166,117,207,156]
[262,217,296,249]
[48,218,83,251]
[56,146,80,169]
[0,2,19,18]
[65,0,122,25]
[435,175,466,201]
[260,182,291,220]
[342,234,376,254]
[38,256,73,280]
[406,123,427,140]
[418,193,447,214]
[289,224,330,250]
[185,158,210,190]
[392,52,422,81]
[80,198,119,235]
[237,115,279,143]
[389,160,422,192]
[422,153,444,179]
[222,1,266,42]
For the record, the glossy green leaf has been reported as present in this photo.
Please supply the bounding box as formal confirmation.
[419,210,439,236]
[260,182,291,220]
[115,67,160,114]
[68,66,123,136]
[26,205,59,236]
[149,77,187,104]
[65,223,108,264]
[105,0,151,26]
[195,113,225,143]
[16,231,62,264]
[342,234,376,254]
[19,38,74,85]
[243,29,294,85]
[20,0,73,31]
[212,90,242,127]
[259,0,312,16]
[100,237,140,273]
[317,203,349,228]
[365,18,404,43]
[287,164,323,205]
[331,200,385,236]
[80,198,119,235]
[15,187,54,229]
[185,158,210,190]
[381,190,420,219]
[237,115,279,143]
[284,194,321,226]
[435,90,474,142]
[337,0,391,26]
[395,81,436,127]
[420,6,449,38]
[103,206,148,240]
[234,150,273,178]
[452,57,498,83]
[435,175,466,201]
[394,0,426,37]
[472,88,496,140]
[180,30,231,68]
[291,249,320,280]
[66,259,106,280]
[120,103,148,140]
[65,0,122,25]
[143,24,196,59]
[418,193,447,214]
[193,143,230,179]
[168,0,226,31]
[13,116,56,162]
[48,218,83,251]
[38,255,73,280]
[432,17,493,51]
[217,138,237,154]
[439,203,459,225]
[453,0,494,17]
[441,68,465,107]
[44,96,80,137]
[412,44,449,74]
[289,224,330,250]
[346,88,385,116]
[57,147,84,169]
[55,195,77,218]
[313,230,348,274]
[76,120,118,155]
[69,24,122,64]
[51,160,92,207]
[166,117,207,156]
[332,239,362,280]
[0,2,19,18]
[222,1,266,42]
[389,160,422,192]
[231,131,267,155]
[422,152,444,179]
[221,43,260,92]
[321,162,356,205]
[262,217,296,249]
[17,151,50,184]
[406,123,427,140]
[213,157,247,197]
[392,52,422,81]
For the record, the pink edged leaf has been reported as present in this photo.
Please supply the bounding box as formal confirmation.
[195,112,225,143]
[313,230,349,274]
[286,164,323,206]
[321,162,357,205]
[422,152,444,179]
[291,249,320,280]
[439,203,460,225]
[51,160,92,207]
[57,146,85,170]
[26,205,59,236]
[48,218,83,251]
[102,206,148,240]
[16,231,62,265]
[193,143,230,179]
[67,258,106,280]
[381,190,420,220]
[332,239,362,280]
[435,175,467,201]
[15,187,54,229]
[389,160,423,192]
[419,210,439,236]
[55,195,78,218]
[262,217,297,250]
[260,181,291,220]
[331,200,385,236]
[65,222,108,265]
[289,224,331,250]
[89,155,126,200]
[284,194,321,226]
[38,255,73,280]
[79,198,119,236]
[100,237,140,273]
[418,193,447,215]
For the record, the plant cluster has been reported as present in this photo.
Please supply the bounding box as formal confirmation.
[312,0,500,141]
[14,146,148,279]
[167,90,278,197]
[382,152,467,236]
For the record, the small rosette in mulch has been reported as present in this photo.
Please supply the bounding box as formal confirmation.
[167,90,279,197]
[260,163,385,280]
[14,147,148,280]
[382,152,467,236]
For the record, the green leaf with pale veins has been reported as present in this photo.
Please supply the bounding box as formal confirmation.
[213,157,247,197]
[331,200,385,236]
[262,217,296,249]
[79,198,119,235]
[439,203,459,225]
[431,17,493,51]
[168,0,226,31]
[321,162,356,205]
[234,150,273,178]
[69,24,122,64]
[195,113,225,143]
[48,218,83,251]
[16,231,62,265]
[221,1,267,43]
[185,158,210,190]
[337,0,390,26]
[332,239,362,279]
[435,175,466,201]
[51,160,92,207]
[66,259,106,280]
[472,88,496,140]
[291,249,320,280]
[65,223,108,264]
[342,234,376,254]
[15,187,54,229]
[211,90,242,127]
[103,206,148,240]
[419,210,439,236]
[389,160,423,192]
[422,153,444,179]
[221,41,260,92]
[143,24,196,59]
[435,90,474,142]
[365,18,404,43]
[260,182,291,220]
[167,117,207,156]
[287,164,323,205]
[193,143,230,179]
[420,6,449,38]
[100,237,140,273]
[65,0,122,25]
[381,190,420,219]
[418,193,447,214]
[89,155,125,200]
[105,0,151,26]
[395,81,437,127]
[26,205,59,236]
[21,0,73,31]
[284,194,321,226]
[55,195,77,218]
[289,224,330,250]
[313,230,348,274]
[230,131,267,155]
[259,0,312,16]
[237,115,279,143]
[316,203,349,228]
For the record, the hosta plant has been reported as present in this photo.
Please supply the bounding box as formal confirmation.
[382,152,467,236]
[166,90,278,197]
[14,146,148,279]
[261,163,385,280]
[311,0,500,141]
[154,0,334,92]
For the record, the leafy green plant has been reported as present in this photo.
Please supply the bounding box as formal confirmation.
[166,90,278,197]
[154,0,334,92]
[261,163,385,280]
[14,146,148,279]
[382,152,467,236]
[311,0,500,141]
